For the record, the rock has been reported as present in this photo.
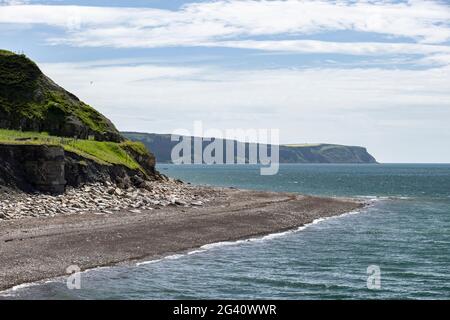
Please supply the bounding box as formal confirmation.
[175,199,188,206]
[131,175,145,186]
[0,180,216,221]
[0,145,66,194]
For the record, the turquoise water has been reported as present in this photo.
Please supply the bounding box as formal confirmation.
[3,164,450,299]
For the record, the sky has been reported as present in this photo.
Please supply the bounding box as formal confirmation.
[1,0,450,163]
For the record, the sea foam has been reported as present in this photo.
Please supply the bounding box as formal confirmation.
[136,207,364,267]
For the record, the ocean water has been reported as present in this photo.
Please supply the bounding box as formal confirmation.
[2,164,450,299]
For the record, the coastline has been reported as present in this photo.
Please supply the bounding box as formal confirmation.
[0,187,365,292]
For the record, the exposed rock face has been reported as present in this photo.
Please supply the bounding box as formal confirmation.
[0,144,66,193]
[64,150,160,189]
[0,144,161,194]
[0,50,123,142]
[121,143,156,175]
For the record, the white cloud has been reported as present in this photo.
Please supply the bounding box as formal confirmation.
[39,61,450,129]
[1,0,449,53]
[418,53,450,66]
[37,59,450,162]
[205,39,450,56]
[2,1,450,162]
[0,0,30,5]
[39,59,450,113]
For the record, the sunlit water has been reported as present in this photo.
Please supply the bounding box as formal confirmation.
[2,164,450,299]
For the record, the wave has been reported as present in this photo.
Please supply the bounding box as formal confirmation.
[137,208,364,267]
[0,278,58,297]
[354,195,413,202]
[0,265,114,297]
[2,207,370,294]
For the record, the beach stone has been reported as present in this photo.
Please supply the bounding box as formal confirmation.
[0,180,218,221]
[175,199,187,206]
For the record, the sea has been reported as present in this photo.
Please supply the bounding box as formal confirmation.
[2,164,450,299]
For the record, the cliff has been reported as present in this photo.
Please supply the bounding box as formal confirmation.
[0,49,122,142]
[279,144,377,163]
[0,50,160,193]
[122,132,377,164]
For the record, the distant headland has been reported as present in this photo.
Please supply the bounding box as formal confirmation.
[122,132,378,164]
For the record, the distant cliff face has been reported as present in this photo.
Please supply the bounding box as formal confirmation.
[0,50,123,142]
[279,144,377,164]
[122,132,378,164]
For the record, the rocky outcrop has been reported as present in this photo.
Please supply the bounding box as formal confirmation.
[0,144,66,193]
[0,144,160,194]
[121,143,156,175]
[64,150,160,189]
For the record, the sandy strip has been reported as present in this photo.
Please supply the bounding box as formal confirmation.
[0,188,364,291]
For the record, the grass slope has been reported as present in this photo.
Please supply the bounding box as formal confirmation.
[0,129,146,171]
[0,49,122,142]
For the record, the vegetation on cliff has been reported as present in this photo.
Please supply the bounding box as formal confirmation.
[0,49,160,193]
[0,129,146,171]
[0,50,122,142]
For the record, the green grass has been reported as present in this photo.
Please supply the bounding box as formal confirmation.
[0,129,147,171]
[0,50,118,139]
[0,49,16,57]
[0,51,39,88]
[120,140,149,155]
[45,91,115,134]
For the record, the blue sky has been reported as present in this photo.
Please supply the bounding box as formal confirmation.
[1,0,450,162]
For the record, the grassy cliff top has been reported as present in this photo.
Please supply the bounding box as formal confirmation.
[0,49,17,56]
[0,129,147,171]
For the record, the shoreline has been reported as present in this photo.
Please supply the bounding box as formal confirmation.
[136,207,363,266]
[2,207,364,295]
[0,187,365,292]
